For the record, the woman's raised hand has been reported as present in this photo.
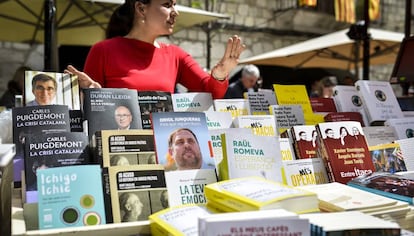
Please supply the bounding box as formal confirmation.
[64,65,102,89]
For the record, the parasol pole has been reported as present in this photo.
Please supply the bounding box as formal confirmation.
[44,0,58,71]
[362,0,370,80]
[405,0,411,37]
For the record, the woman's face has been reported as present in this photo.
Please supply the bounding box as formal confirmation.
[141,0,178,36]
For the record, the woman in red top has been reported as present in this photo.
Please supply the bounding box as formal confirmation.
[65,0,245,99]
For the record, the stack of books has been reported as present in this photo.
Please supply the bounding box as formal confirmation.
[204,176,320,214]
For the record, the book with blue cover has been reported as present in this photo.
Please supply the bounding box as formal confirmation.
[37,165,106,229]
[151,112,215,171]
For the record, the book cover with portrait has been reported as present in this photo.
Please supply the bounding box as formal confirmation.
[290,125,318,159]
[103,164,167,223]
[83,88,142,138]
[12,105,71,185]
[315,121,375,184]
[137,91,173,129]
[37,165,106,229]
[24,131,90,203]
[98,129,156,168]
[151,112,215,171]
[24,70,80,110]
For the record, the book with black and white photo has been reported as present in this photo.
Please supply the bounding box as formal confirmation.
[83,88,142,138]
[137,91,173,129]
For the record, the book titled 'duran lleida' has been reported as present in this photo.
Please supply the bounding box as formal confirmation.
[204,176,319,214]
[37,165,106,229]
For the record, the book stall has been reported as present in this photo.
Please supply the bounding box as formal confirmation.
[1,72,414,235]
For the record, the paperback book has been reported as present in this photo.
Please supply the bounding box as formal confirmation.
[282,158,329,187]
[151,112,215,171]
[290,125,318,159]
[232,114,277,136]
[213,98,250,118]
[204,177,319,214]
[347,172,414,205]
[83,88,142,138]
[24,70,80,110]
[362,126,397,146]
[332,85,364,113]
[99,129,155,167]
[104,164,167,223]
[315,121,375,184]
[355,80,404,125]
[273,84,313,122]
[37,165,106,229]
[69,109,83,132]
[24,131,90,203]
[394,138,414,171]
[219,131,283,182]
[324,111,365,126]
[149,204,211,236]
[172,92,214,112]
[300,211,400,236]
[384,117,414,139]
[12,105,71,184]
[298,182,399,212]
[165,169,217,207]
[309,97,337,113]
[204,111,233,130]
[198,209,310,236]
[369,142,407,173]
[245,89,277,115]
[269,105,305,134]
[137,91,173,129]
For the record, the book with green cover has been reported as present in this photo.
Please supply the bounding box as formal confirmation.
[218,131,283,182]
[37,165,106,229]
[204,176,319,214]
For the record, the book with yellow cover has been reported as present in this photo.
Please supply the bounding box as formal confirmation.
[149,204,211,236]
[232,114,277,136]
[204,177,319,214]
[213,98,250,119]
[273,84,313,123]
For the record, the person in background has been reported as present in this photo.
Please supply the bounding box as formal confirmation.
[317,77,336,98]
[26,73,57,106]
[224,64,261,98]
[65,0,245,99]
[0,66,31,108]
[342,76,355,86]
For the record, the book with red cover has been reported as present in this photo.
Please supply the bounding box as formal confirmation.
[310,97,337,113]
[316,121,375,184]
[324,112,365,127]
[291,125,318,159]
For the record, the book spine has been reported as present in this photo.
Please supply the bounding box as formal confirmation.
[101,167,113,223]
[204,187,256,211]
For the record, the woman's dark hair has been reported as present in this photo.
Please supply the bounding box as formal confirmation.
[105,0,151,39]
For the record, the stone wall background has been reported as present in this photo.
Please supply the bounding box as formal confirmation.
[0,0,410,96]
